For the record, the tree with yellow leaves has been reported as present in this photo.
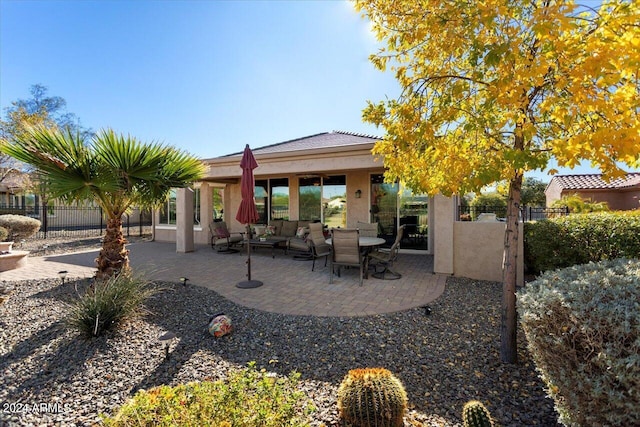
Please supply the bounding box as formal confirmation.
[355,0,640,363]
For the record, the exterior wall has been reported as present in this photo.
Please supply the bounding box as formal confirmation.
[453,222,524,284]
[176,188,194,253]
[433,194,454,275]
[346,172,373,228]
[560,189,640,211]
[544,179,563,207]
[434,194,524,285]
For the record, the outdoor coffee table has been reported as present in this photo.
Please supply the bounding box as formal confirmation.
[248,239,280,258]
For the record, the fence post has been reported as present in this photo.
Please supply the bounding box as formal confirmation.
[126,213,130,237]
[100,207,103,235]
[42,202,48,239]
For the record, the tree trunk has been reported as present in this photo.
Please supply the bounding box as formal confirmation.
[95,216,129,279]
[501,173,523,363]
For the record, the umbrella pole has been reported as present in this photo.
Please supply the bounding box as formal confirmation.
[247,224,251,280]
[237,223,263,288]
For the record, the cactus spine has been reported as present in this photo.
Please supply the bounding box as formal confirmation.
[337,367,407,427]
[462,400,494,427]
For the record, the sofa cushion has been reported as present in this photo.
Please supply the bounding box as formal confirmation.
[288,237,311,252]
[297,220,311,228]
[280,220,299,237]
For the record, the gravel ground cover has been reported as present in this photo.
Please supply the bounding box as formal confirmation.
[0,263,560,427]
[15,235,149,257]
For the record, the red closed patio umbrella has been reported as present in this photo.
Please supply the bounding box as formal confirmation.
[235,144,263,288]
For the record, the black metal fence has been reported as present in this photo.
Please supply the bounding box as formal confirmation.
[458,205,570,222]
[0,205,153,239]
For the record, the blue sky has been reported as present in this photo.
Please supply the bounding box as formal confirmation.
[0,0,626,184]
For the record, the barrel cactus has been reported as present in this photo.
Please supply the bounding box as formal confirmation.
[337,367,407,427]
[462,400,494,427]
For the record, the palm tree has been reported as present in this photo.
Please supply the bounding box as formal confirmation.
[1,125,205,278]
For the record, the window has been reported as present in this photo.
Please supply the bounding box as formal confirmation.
[212,187,224,220]
[159,189,177,225]
[270,178,289,220]
[299,175,346,225]
[299,177,321,221]
[255,179,268,224]
[322,175,346,228]
[371,174,398,237]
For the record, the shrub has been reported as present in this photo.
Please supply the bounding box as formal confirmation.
[524,211,640,273]
[66,272,159,338]
[469,192,507,219]
[0,226,8,242]
[551,193,609,213]
[337,367,407,427]
[518,259,640,426]
[0,214,41,241]
[102,362,315,426]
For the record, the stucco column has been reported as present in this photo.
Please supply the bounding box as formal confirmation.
[176,187,194,253]
[433,194,455,275]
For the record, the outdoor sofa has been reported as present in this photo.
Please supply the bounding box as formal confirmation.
[252,220,320,255]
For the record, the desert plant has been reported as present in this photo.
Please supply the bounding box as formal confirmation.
[0,226,8,242]
[1,125,204,278]
[462,400,494,427]
[518,259,640,426]
[550,193,609,213]
[337,367,407,427]
[102,362,315,426]
[0,214,40,241]
[66,271,159,338]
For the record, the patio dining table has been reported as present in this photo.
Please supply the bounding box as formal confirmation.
[325,236,386,247]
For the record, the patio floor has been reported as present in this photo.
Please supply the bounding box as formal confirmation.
[0,241,446,317]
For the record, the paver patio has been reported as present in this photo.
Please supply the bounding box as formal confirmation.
[0,241,446,317]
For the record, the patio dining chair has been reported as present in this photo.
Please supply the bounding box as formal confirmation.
[307,222,331,271]
[356,221,379,238]
[329,228,365,286]
[368,225,404,280]
[209,221,244,253]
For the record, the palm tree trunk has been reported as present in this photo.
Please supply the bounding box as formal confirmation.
[95,216,129,279]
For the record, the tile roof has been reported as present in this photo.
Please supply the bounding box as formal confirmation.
[221,131,381,157]
[552,173,640,190]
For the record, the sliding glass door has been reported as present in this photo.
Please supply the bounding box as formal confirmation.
[371,174,429,250]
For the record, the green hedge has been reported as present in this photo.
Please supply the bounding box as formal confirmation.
[518,259,640,426]
[524,211,640,274]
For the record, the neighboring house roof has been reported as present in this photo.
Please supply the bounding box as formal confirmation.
[0,170,29,192]
[218,131,381,158]
[549,173,640,190]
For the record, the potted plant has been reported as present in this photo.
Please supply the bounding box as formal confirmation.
[0,215,41,254]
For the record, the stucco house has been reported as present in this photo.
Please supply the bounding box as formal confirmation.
[545,173,640,210]
[154,131,523,284]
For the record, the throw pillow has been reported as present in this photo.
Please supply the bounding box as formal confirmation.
[296,226,308,238]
